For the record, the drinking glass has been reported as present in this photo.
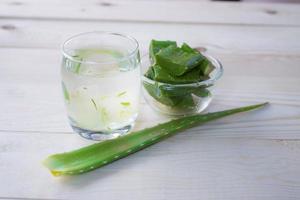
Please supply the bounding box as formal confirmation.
[61,32,141,140]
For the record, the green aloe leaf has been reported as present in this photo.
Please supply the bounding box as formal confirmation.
[61,82,70,102]
[199,58,215,76]
[44,103,268,176]
[149,40,177,64]
[151,65,208,84]
[143,81,182,106]
[181,43,198,54]
[155,45,205,76]
[144,40,217,111]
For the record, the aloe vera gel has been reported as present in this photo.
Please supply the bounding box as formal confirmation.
[61,32,141,140]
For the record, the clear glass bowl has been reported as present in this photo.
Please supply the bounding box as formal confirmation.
[142,53,223,116]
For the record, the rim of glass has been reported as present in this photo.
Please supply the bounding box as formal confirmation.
[142,53,223,87]
[61,31,140,65]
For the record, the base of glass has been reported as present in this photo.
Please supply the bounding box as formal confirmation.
[71,124,134,141]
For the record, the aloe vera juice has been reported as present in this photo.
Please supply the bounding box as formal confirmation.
[61,48,140,134]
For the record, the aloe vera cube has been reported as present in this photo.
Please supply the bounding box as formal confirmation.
[143,81,182,106]
[61,82,70,102]
[149,40,177,64]
[155,45,204,76]
[181,43,198,53]
[192,87,211,98]
[152,65,178,83]
[152,65,206,84]
[145,66,155,79]
[173,94,195,109]
[199,58,215,76]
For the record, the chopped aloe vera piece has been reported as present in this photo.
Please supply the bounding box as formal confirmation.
[156,45,204,76]
[149,40,177,63]
[192,88,211,98]
[181,43,198,53]
[144,66,155,79]
[143,81,182,106]
[117,91,127,97]
[44,103,268,176]
[72,55,82,73]
[152,65,206,84]
[199,58,215,76]
[173,94,195,109]
[144,40,218,111]
[121,102,131,106]
[61,82,70,102]
[152,65,179,83]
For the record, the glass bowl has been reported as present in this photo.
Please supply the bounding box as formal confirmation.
[142,53,223,116]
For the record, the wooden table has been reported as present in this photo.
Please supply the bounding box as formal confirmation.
[0,1,300,199]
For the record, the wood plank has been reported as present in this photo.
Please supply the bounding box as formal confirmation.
[0,0,300,26]
[1,19,300,54]
[0,48,299,139]
[0,131,299,200]
[1,1,299,199]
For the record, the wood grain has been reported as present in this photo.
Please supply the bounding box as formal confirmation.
[0,48,299,138]
[1,19,300,55]
[0,132,300,200]
[0,0,299,26]
[0,1,300,199]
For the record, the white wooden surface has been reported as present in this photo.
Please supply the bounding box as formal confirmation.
[1,0,300,26]
[0,1,300,200]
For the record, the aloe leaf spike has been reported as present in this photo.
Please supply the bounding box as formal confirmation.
[44,102,268,176]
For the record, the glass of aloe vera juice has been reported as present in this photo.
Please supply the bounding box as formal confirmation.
[61,32,141,140]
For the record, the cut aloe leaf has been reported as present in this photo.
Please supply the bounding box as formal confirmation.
[143,81,182,106]
[152,65,206,84]
[61,82,70,102]
[193,88,211,98]
[199,58,215,76]
[155,45,204,76]
[181,43,198,54]
[149,40,177,63]
[144,66,155,79]
[44,103,268,176]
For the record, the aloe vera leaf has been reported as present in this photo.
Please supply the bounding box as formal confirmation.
[199,58,215,76]
[163,87,211,109]
[44,103,268,176]
[149,40,177,63]
[143,80,210,108]
[145,66,155,79]
[71,55,82,74]
[121,102,131,106]
[181,43,198,54]
[192,87,211,98]
[158,84,206,97]
[174,89,211,109]
[61,82,70,102]
[143,81,182,106]
[172,94,195,109]
[152,65,206,84]
[156,45,205,76]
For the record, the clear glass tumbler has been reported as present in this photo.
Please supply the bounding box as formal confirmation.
[61,32,141,140]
